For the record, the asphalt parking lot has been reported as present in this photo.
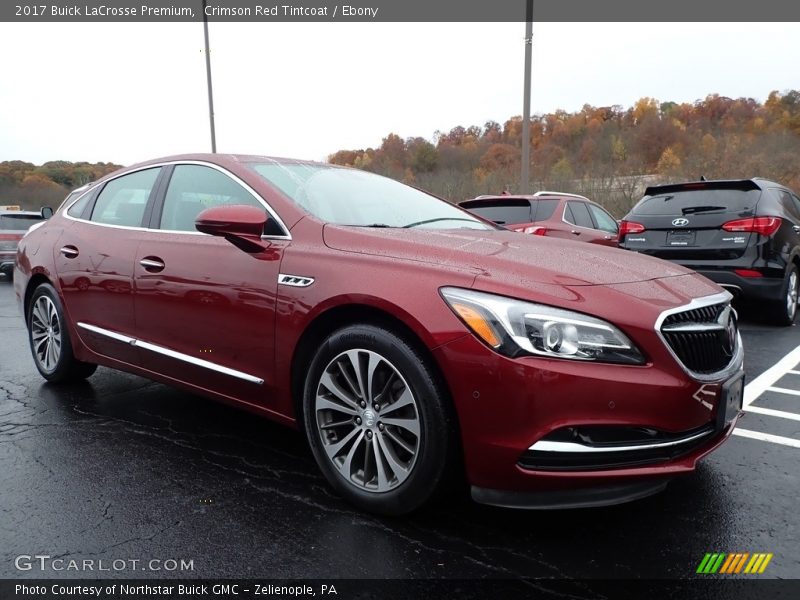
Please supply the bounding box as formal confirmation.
[0,279,798,580]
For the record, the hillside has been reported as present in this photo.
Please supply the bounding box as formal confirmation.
[329,90,800,217]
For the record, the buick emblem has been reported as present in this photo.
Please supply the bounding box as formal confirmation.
[718,307,737,356]
[672,218,689,226]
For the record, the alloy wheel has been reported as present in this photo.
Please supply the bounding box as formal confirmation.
[314,349,421,493]
[30,295,62,372]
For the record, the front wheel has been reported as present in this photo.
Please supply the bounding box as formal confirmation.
[303,324,457,515]
[28,283,97,382]
[772,265,798,326]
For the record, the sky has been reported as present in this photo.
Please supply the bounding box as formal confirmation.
[0,21,798,166]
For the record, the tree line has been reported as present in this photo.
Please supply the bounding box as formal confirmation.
[329,90,800,217]
[0,160,122,210]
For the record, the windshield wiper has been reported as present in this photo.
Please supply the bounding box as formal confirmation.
[402,217,481,228]
[347,223,394,228]
[681,205,726,215]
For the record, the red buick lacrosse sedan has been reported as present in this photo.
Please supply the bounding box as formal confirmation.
[14,155,744,514]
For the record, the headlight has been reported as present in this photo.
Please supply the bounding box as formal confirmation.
[440,287,645,365]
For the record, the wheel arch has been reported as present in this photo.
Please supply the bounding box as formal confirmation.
[289,303,459,437]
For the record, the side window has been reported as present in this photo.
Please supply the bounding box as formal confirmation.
[160,165,264,232]
[530,199,559,222]
[565,201,595,229]
[66,190,93,218]
[90,168,161,227]
[774,189,799,219]
[790,193,800,222]
[588,204,618,234]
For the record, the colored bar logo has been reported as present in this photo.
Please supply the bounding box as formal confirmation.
[696,552,773,574]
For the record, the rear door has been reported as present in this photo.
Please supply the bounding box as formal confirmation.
[56,167,163,365]
[132,163,288,405]
[553,200,617,245]
[620,182,762,261]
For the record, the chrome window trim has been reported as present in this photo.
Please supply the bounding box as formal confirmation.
[63,160,292,241]
[77,322,264,385]
[654,291,744,382]
[528,428,713,453]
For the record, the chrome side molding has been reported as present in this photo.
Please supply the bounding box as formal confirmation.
[76,322,264,385]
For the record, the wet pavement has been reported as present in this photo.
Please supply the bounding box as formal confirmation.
[0,279,798,580]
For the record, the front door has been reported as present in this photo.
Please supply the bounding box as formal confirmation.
[132,164,288,406]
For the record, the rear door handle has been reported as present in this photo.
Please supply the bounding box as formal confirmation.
[793,225,800,234]
[570,230,581,236]
[60,245,79,258]
[139,256,165,273]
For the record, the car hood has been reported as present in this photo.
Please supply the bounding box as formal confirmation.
[322,225,692,287]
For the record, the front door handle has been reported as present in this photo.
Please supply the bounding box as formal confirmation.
[139,256,165,273]
[60,245,79,258]
[570,230,581,236]
[793,225,800,234]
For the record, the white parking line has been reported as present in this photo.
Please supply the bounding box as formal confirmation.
[732,343,800,448]
[743,344,800,406]
[743,405,800,422]
[733,428,800,449]
[767,386,800,397]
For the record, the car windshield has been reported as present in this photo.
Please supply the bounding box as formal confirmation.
[0,214,43,230]
[250,162,492,230]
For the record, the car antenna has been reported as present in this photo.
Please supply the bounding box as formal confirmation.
[699,175,707,181]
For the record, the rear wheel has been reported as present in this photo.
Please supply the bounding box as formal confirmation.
[302,324,456,515]
[772,265,798,326]
[28,283,97,382]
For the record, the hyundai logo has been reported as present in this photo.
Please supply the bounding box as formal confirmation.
[672,218,690,226]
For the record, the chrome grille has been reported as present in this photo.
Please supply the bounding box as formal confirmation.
[660,302,737,375]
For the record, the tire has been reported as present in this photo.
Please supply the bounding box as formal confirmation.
[28,283,97,383]
[302,324,457,515]
[772,265,798,326]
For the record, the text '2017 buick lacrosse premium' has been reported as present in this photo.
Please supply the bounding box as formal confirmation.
[15,155,744,514]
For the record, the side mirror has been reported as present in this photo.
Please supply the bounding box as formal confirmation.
[195,205,271,253]
[41,206,54,219]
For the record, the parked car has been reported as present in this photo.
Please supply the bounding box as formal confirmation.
[459,191,619,247]
[15,155,744,514]
[619,179,800,325]
[0,206,47,279]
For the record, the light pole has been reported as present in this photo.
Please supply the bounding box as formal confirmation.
[520,0,533,193]
[202,0,217,153]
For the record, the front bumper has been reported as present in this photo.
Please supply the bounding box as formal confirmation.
[433,333,742,506]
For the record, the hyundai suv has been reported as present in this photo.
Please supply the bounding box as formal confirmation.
[619,179,800,325]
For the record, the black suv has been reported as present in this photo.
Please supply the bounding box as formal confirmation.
[619,179,800,325]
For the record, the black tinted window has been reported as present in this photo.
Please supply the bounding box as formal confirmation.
[160,165,265,232]
[565,201,595,229]
[633,189,760,216]
[462,200,531,224]
[0,214,42,230]
[91,168,160,227]
[530,199,558,222]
